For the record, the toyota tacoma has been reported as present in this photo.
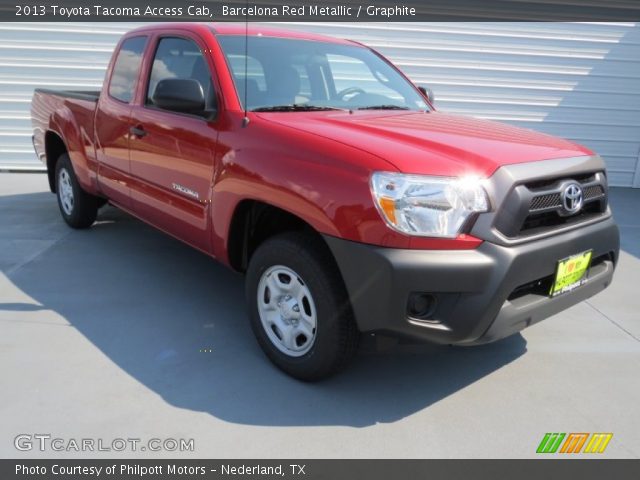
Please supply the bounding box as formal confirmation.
[31,23,620,380]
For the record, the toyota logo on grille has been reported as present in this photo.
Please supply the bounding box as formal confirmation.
[562,183,583,214]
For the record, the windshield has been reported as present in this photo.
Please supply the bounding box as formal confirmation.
[217,35,429,112]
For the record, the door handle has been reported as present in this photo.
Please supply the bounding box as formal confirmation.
[129,125,147,138]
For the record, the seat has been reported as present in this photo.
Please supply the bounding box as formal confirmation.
[269,66,301,105]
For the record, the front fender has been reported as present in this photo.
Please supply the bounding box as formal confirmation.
[209,120,410,264]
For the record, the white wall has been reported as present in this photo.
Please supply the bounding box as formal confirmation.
[1,22,638,187]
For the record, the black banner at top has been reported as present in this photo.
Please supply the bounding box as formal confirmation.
[4,0,640,22]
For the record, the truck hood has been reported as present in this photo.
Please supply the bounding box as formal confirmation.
[258,110,592,177]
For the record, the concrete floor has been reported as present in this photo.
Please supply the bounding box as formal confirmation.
[0,172,638,459]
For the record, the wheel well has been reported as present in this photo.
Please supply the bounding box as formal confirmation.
[44,132,67,192]
[228,201,325,272]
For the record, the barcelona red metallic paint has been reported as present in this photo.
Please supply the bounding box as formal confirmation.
[31,23,593,265]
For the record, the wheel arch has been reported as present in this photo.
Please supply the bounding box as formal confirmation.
[226,199,340,275]
[44,131,68,193]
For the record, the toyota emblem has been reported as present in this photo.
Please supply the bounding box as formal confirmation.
[562,183,583,214]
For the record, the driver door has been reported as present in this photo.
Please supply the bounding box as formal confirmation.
[128,34,220,253]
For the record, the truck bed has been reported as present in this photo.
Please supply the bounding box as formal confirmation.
[31,88,101,191]
[33,88,101,102]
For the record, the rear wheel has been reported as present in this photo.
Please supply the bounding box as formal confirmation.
[55,154,98,229]
[246,232,359,381]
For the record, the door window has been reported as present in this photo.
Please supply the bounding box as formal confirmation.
[108,36,147,103]
[146,37,216,115]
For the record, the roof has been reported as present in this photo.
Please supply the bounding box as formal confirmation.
[210,23,354,44]
[125,23,356,46]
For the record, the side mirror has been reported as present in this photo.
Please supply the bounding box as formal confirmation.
[418,86,434,104]
[152,78,205,115]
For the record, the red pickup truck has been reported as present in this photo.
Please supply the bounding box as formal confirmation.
[31,23,619,380]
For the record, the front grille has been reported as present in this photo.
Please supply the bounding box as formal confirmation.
[529,184,604,212]
[521,201,602,234]
[525,172,596,191]
[494,171,608,239]
[583,184,605,200]
[530,192,562,211]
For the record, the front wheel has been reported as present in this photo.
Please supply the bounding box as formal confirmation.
[55,154,98,229]
[246,232,359,381]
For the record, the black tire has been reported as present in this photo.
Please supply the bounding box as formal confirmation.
[246,232,359,381]
[54,153,98,229]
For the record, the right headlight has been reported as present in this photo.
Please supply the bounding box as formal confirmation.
[370,172,490,238]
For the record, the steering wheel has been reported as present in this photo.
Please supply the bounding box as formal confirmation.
[336,86,366,100]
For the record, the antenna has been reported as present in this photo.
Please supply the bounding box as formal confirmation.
[242,0,250,127]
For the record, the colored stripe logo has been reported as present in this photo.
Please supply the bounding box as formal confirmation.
[537,433,612,454]
[584,433,613,453]
[537,433,565,453]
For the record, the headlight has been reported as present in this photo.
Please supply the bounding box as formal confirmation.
[370,172,489,237]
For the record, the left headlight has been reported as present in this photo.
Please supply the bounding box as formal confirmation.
[370,172,489,238]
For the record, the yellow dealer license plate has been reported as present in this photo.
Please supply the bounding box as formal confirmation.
[550,250,593,297]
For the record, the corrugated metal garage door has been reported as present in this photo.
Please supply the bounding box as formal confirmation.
[1,22,639,187]
[0,22,146,171]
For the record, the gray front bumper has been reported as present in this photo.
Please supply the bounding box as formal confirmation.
[323,216,619,345]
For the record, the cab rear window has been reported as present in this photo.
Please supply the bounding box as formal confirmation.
[108,36,147,103]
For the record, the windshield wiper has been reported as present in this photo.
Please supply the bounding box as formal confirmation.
[251,104,345,112]
[356,105,410,110]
